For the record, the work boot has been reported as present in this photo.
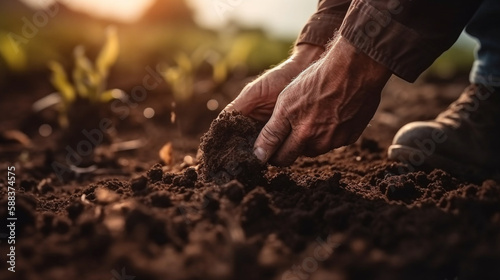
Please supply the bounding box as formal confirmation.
[388,84,500,177]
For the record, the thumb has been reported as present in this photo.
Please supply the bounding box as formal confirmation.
[253,115,291,163]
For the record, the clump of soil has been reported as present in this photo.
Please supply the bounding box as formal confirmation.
[199,111,266,187]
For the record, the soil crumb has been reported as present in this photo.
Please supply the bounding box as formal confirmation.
[199,111,265,187]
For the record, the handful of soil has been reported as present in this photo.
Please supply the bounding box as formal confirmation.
[199,111,266,187]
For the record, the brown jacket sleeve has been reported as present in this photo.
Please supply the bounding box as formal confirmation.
[298,0,483,82]
[296,0,351,48]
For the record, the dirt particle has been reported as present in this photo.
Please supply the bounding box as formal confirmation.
[147,163,164,183]
[40,213,55,235]
[163,172,175,184]
[78,220,96,237]
[462,185,478,198]
[130,175,148,193]
[20,178,38,192]
[149,191,172,208]
[37,178,54,194]
[258,234,290,267]
[124,208,169,245]
[184,167,198,182]
[53,218,70,234]
[379,175,422,202]
[171,167,198,188]
[102,179,125,191]
[66,200,85,221]
[478,180,500,200]
[241,187,273,226]
[222,180,245,203]
[202,192,220,213]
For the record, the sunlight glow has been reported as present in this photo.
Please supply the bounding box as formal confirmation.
[187,0,316,38]
[20,0,317,37]
[21,0,155,22]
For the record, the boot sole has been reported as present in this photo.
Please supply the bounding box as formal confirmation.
[388,144,487,178]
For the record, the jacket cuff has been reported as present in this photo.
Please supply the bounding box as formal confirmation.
[339,0,443,82]
[296,13,345,48]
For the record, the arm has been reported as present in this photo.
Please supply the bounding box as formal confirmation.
[253,0,483,165]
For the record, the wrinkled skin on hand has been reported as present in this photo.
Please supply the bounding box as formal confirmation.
[226,36,391,166]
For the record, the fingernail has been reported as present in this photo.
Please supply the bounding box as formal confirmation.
[254,147,267,162]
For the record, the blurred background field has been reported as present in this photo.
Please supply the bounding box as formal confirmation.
[0,0,297,87]
[0,0,477,87]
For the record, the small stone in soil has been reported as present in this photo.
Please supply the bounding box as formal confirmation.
[131,175,148,192]
[147,163,164,183]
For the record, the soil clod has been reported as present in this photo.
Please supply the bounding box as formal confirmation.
[199,111,266,187]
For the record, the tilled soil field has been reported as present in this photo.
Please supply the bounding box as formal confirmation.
[1,77,499,280]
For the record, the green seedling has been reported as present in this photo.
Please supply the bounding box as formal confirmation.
[0,31,27,71]
[162,48,228,102]
[162,51,197,102]
[38,26,122,128]
[161,37,257,103]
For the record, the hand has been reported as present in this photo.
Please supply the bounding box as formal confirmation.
[253,36,392,166]
[224,44,324,122]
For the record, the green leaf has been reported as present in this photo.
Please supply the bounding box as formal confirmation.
[98,89,122,103]
[212,61,227,84]
[174,52,192,73]
[72,46,94,98]
[225,34,257,69]
[0,32,27,71]
[96,26,119,78]
[164,68,181,84]
[57,103,69,128]
[48,61,75,104]
[190,45,210,69]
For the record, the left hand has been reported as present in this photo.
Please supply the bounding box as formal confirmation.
[223,44,324,122]
[253,36,392,166]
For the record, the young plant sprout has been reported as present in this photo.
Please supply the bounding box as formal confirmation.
[161,38,256,105]
[47,26,122,128]
[31,26,125,150]
[161,46,230,103]
[162,52,197,102]
[0,32,27,71]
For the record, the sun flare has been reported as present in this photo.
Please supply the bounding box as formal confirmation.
[21,0,155,22]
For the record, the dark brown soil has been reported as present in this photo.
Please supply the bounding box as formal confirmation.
[1,76,500,280]
[199,111,265,187]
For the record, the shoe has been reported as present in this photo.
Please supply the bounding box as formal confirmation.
[388,84,500,177]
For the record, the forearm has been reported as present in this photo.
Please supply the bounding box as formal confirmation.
[317,35,392,102]
[290,44,325,68]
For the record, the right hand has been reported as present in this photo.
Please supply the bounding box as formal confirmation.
[252,36,392,166]
[223,44,324,122]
